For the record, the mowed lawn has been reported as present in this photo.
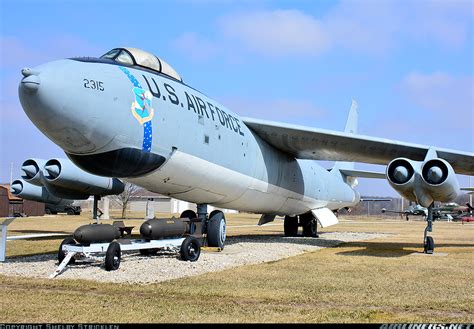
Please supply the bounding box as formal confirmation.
[0,213,473,323]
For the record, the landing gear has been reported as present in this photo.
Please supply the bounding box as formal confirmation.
[207,210,226,249]
[284,213,318,237]
[284,216,298,237]
[180,205,226,249]
[301,213,319,238]
[423,203,435,254]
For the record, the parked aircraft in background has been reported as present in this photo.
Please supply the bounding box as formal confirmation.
[382,202,473,221]
[17,47,474,253]
[382,204,428,220]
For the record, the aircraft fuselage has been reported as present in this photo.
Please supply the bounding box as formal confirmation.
[19,57,359,215]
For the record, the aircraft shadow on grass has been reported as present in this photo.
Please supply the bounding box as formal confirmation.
[335,241,473,258]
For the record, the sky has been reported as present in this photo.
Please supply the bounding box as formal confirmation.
[0,0,473,196]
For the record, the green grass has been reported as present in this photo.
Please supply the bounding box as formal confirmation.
[0,214,473,323]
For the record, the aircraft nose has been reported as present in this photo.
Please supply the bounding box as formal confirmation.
[18,59,116,154]
[20,68,41,93]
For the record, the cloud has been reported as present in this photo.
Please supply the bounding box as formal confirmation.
[218,96,326,122]
[219,10,330,57]
[399,72,473,118]
[172,32,219,61]
[173,1,473,60]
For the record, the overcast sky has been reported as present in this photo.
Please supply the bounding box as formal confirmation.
[0,0,473,196]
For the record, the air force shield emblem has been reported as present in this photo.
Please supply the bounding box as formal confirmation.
[131,87,154,125]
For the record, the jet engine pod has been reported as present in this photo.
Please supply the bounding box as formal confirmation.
[42,158,125,196]
[419,158,459,202]
[140,218,189,240]
[20,158,46,186]
[73,224,120,245]
[10,179,65,205]
[386,158,421,202]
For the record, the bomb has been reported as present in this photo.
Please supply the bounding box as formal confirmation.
[140,218,189,240]
[73,224,120,244]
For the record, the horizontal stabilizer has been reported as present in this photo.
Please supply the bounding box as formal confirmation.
[339,169,386,179]
[311,208,339,228]
[461,187,474,194]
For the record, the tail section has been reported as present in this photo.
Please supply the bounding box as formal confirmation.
[332,100,358,175]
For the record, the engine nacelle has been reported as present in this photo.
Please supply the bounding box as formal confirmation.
[417,158,459,203]
[42,158,125,197]
[387,157,460,207]
[386,158,421,202]
[20,158,46,186]
[10,179,69,205]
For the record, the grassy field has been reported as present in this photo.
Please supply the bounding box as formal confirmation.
[1,213,473,323]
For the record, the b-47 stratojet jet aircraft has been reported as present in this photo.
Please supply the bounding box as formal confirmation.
[18,47,474,253]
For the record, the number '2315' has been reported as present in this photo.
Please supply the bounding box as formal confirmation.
[83,79,104,91]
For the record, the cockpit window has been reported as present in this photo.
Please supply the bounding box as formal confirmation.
[100,47,182,82]
[115,50,134,65]
[101,48,121,59]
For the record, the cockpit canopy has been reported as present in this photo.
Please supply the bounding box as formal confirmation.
[101,47,182,82]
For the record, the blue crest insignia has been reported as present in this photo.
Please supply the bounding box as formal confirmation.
[131,87,154,125]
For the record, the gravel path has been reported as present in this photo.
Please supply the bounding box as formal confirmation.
[0,232,386,284]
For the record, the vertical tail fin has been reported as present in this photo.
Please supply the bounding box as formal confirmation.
[344,99,358,135]
[332,100,358,175]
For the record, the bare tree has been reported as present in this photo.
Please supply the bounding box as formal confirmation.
[113,182,140,218]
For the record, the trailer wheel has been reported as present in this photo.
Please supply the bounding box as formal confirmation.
[105,242,121,271]
[58,237,76,264]
[180,236,201,262]
[207,211,226,249]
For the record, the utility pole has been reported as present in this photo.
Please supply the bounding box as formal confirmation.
[9,162,13,186]
[470,176,472,207]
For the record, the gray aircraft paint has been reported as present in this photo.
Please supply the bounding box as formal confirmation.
[19,58,359,216]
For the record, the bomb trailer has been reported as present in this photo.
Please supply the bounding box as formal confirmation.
[51,210,226,278]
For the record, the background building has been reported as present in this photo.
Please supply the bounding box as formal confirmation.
[0,184,45,217]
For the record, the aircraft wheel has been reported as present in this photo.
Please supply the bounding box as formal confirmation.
[58,237,76,264]
[207,211,226,249]
[302,220,318,237]
[284,216,298,237]
[180,236,201,262]
[105,242,121,271]
[180,210,197,220]
[67,209,75,215]
[45,208,52,215]
[424,236,434,254]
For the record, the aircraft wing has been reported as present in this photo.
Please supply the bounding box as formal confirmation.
[242,117,474,175]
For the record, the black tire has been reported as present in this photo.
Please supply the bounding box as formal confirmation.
[45,208,52,215]
[58,237,76,264]
[180,236,201,262]
[424,236,435,254]
[301,216,318,237]
[105,242,121,271]
[284,216,298,237]
[180,210,197,219]
[207,211,226,249]
[67,209,75,215]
